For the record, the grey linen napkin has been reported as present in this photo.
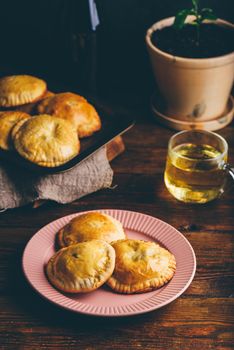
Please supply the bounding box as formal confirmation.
[0,147,113,209]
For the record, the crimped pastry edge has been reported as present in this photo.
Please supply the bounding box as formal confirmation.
[0,75,47,107]
[46,240,116,293]
[12,114,80,167]
[57,212,126,248]
[0,111,31,150]
[106,240,176,294]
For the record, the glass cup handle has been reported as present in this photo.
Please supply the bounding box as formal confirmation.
[223,163,234,181]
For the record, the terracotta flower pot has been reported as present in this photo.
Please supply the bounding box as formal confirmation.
[146,17,234,122]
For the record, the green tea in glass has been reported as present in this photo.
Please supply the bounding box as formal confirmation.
[164,130,232,204]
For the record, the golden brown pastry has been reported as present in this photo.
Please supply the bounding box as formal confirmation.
[0,75,47,107]
[16,91,55,114]
[57,212,126,248]
[10,117,30,140]
[13,114,80,167]
[107,239,176,294]
[46,240,116,293]
[36,92,101,138]
[0,111,31,150]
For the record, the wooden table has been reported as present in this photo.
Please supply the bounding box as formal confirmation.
[0,102,234,350]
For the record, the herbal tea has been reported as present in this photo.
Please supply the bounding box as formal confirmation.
[164,143,226,203]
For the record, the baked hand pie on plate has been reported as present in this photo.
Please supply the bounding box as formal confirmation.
[36,92,101,138]
[46,240,116,293]
[0,75,47,107]
[107,239,176,294]
[13,114,80,167]
[57,212,126,248]
[0,111,31,150]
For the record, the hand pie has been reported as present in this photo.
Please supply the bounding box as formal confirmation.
[46,240,116,293]
[57,212,126,248]
[107,239,176,294]
[16,91,55,114]
[13,114,80,167]
[0,75,47,107]
[57,212,126,247]
[36,92,101,138]
[11,116,31,140]
[0,111,30,150]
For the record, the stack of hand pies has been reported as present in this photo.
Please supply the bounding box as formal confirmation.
[46,212,176,294]
[0,75,101,167]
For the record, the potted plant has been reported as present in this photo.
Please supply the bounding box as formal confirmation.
[146,0,234,129]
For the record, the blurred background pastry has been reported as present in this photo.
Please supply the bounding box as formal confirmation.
[17,91,55,114]
[0,111,31,150]
[13,114,80,167]
[0,75,47,108]
[36,92,101,138]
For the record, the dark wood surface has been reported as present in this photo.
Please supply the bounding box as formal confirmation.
[0,101,234,350]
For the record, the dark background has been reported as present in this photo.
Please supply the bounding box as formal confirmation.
[0,0,233,98]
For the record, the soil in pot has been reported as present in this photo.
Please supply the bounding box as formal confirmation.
[151,23,234,58]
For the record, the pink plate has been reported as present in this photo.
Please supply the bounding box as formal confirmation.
[22,209,196,317]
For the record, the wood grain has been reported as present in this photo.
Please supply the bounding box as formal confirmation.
[0,107,233,349]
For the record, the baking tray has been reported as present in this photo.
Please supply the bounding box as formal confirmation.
[0,108,135,174]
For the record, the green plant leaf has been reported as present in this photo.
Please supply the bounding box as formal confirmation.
[173,9,191,29]
[192,0,199,11]
[201,8,217,21]
[189,8,197,15]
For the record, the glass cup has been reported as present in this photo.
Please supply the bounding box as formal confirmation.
[164,130,234,204]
